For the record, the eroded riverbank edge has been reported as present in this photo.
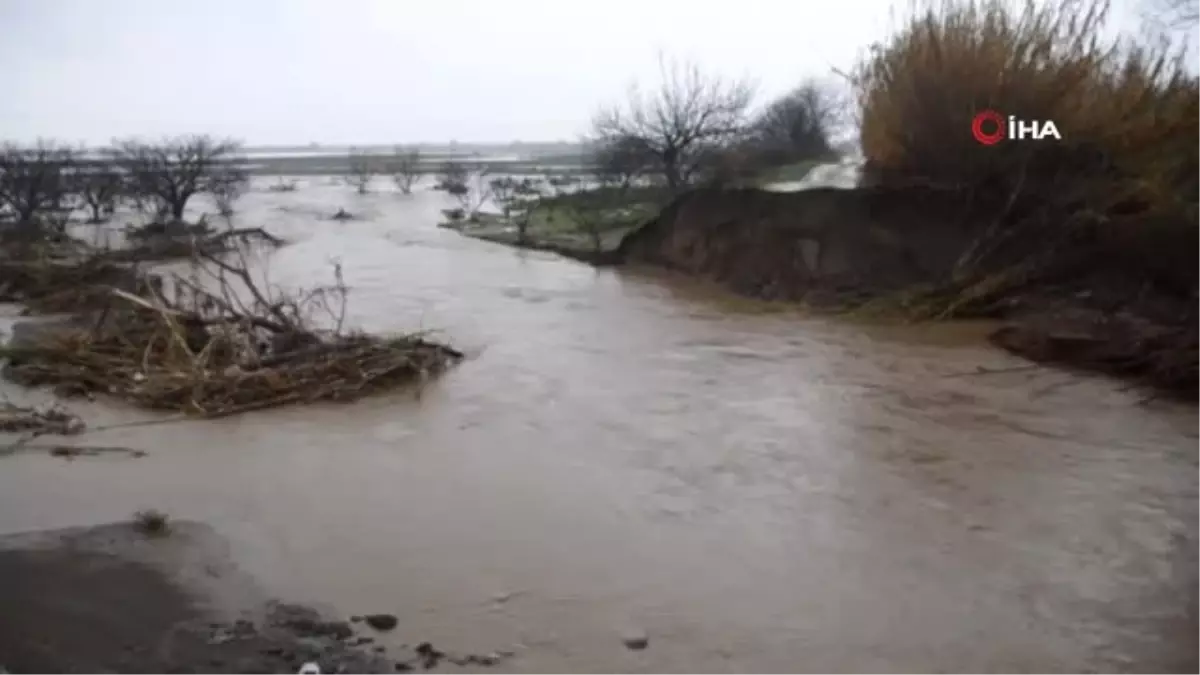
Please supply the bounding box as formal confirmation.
[618,187,1196,399]
[0,520,510,674]
[447,185,1197,401]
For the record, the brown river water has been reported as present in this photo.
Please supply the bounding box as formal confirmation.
[0,176,1196,672]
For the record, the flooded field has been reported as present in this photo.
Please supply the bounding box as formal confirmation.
[0,175,1195,672]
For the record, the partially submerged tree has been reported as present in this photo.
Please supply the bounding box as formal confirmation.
[489,176,520,219]
[459,169,493,221]
[390,147,422,194]
[347,149,378,194]
[436,161,491,222]
[111,135,247,222]
[211,172,247,221]
[489,176,543,243]
[0,141,76,227]
[592,56,755,191]
[435,160,469,192]
[74,167,123,223]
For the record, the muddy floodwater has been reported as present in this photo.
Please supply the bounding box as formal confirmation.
[0,176,1196,673]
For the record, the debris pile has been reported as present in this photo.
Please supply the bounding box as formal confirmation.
[111,221,284,262]
[0,250,462,418]
[0,256,157,315]
[0,402,85,436]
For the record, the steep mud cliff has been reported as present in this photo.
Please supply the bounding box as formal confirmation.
[615,186,975,304]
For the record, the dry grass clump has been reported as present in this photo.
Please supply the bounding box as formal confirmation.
[844,0,1197,395]
[850,0,1197,222]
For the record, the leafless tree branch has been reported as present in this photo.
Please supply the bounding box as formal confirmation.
[0,141,76,230]
[347,149,379,194]
[591,55,755,191]
[74,165,123,224]
[389,147,422,194]
[110,135,247,223]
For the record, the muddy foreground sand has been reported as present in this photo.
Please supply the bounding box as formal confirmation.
[0,521,418,674]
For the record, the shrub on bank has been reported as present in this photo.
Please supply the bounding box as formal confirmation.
[848,0,1198,397]
[850,0,1197,233]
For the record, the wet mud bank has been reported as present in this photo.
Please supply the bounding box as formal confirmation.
[436,220,625,267]
[613,187,1198,398]
[0,521,502,674]
[465,231,623,266]
[615,186,975,300]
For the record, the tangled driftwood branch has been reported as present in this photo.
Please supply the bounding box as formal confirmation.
[0,244,463,417]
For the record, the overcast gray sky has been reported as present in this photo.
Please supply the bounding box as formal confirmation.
[0,0,1175,146]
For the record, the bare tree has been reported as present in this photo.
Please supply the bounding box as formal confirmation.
[111,135,247,222]
[435,160,469,192]
[74,165,123,223]
[489,176,519,219]
[592,56,755,191]
[125,188,170,222]
[211,173,247,221]
[437,160,469,222]
[573,202,608,253]
[347,149,378,194]
[510,179,543,244]
[547,176,613,254]
[0,141,76,229]
[460,168,493,220]
[747,80,842,166]
[489,176,542,243]
[591,136,652,189]
[390,147,421,194]
[437,161,491,222]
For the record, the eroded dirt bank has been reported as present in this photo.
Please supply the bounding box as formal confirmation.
[614,187,1198,397]
[615,186,975,303]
